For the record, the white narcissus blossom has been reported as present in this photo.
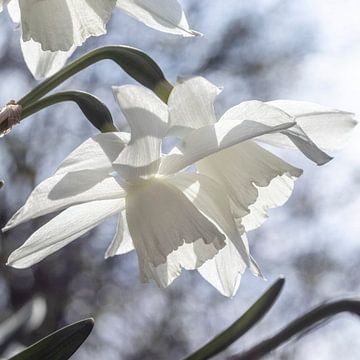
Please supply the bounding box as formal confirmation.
[165,77,357,232]
[1,0,199,79]
[3,77,356,297]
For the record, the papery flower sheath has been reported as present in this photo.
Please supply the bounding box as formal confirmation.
[1,0,199,79]
[3,77,356,296]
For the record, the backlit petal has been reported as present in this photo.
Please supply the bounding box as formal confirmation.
[3,173,125,231]
[113,85,168,179]
[56,132,129,175]
[19,0,116,51]
[220,100,335,165]
[197,141,302,232]
[116,0,200,37]
[168,76,221,137]
[7,199,124,268]
[266,100,357,151]
[159,119,295,175]
[21,39,75,79]
[105,211,134,258]
[125,178,226,286]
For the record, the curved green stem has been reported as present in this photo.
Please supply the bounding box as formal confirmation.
[21,91,118,132]
[18,45,173,108]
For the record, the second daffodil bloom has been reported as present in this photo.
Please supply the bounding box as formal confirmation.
[1,0,199,79]
[3,78,356,297]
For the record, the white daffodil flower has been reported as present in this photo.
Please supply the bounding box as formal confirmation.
[165,76,357,232]
[3,83,300,297]
[1,0,199,79]
[3,78,356,296]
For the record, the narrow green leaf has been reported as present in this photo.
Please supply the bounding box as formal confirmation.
[21,91,117,132]
[9,318,94,360]
[184,277,285,360]
[19,46,173,108]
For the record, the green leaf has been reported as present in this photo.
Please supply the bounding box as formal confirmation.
[19,46,173,108]
[184,277,285,360]
[0,180,4,189]
[9,318,94,360]
[21,91,117,132]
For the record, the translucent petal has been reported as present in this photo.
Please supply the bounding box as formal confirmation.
[197,141,302,232]
[116,0,200,37]
[3,173,125,231]
[266,100,357,151]
[56,132,129,175]
[113,85,168,179]
[125,178,226,286]
[21,39,75,80]
[7,199,124,268]
[19,0,116,51]
[198,239,245,297]
[159,119,295,175]
[105,211,134,258]
[220,100,336,165]
[168,76,221,137]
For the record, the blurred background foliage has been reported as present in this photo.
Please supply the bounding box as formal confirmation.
[0,0,359,359]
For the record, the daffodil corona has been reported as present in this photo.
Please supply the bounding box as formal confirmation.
[3,77,356,296]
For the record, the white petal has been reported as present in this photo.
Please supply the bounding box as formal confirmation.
[159,119,296,175]
[167,76,221,137]
[197,141,302,232]
[7,199,124,269]
[144,239,222,288]
[125,178,226,286]
[7,0,20,23]
[19,0,116,51]
[105,211,134,258]
[166,172,251,265]
[56,132,129,175]
[113,85,168,179]
[198,239,245,297]
[21,39,75,80]
[3,173,125,231]
[221,100,334,165]
[116,0,200,37]
[266,100,357,151]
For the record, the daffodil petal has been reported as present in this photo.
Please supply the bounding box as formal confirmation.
[144,238,222,288]
[116,0,200,37]
[21,39,75,79]
[198,239,245,297]
[167,76,221,137]
[3,173,125,231]
[197,141,302,232]
[56,132,129,175]
[113,85,168,179]
[105,211,134,258]
[266,100,357,151]
[19,0,116,51]
[125,178,226,286]
[166,172,251,266]
[7,199,124,269]
[7,0,20,22]
[159,119,296,175]
[220,100,340,165]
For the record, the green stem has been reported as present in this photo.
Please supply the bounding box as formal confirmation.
[18,45,173,108]
[21,91,117,132]
[230,299,360,360]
